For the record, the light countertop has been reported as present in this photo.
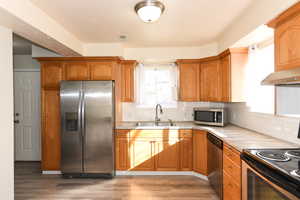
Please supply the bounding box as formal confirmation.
[116,121,300,152]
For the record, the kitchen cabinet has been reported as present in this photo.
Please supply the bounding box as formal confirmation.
[268,3,300,71]
[41,90,61,170]
[180,136,193,171]
[41,62,63,89]
[90,62,113,80]
[64,62,90,80]
[177,48,247,103]
[115,129,194,171]
[155,140,180,171]
[177,60,200,101]
[37,56,123,171]
[219,48,248,102]
[115,130,130,170]
[121,60,137,102]
[223,143,241,200]
[193,130,207,175]
[200,59,221,102]
[131,139,156,171]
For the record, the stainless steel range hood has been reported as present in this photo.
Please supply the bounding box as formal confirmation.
[261,67,300,85]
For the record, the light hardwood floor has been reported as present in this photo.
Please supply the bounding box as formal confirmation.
[15,162,219,200]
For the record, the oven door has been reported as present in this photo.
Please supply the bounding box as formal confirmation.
[242,161,299,200]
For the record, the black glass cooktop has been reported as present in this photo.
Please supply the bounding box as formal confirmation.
[243,148,300,183]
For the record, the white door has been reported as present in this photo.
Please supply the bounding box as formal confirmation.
[14,71,41,161]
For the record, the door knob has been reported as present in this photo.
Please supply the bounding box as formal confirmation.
[14,120,19,124]
[15,113,19,116]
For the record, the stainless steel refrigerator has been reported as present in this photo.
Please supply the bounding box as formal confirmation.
[60,81,115,178]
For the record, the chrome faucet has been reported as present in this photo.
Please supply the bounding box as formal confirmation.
[155,104,163,125]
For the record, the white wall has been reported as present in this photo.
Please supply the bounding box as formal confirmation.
[123,102,224,122]
[31,45,61,58]
[83,43,124,57]
[218,0,299,52]
[123,43,218,60]
[82,42,219,60]
[0,26,14,200]
[13,54,39,69]
[228,103,300,145]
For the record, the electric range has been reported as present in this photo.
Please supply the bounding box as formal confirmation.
[241,148,300,199]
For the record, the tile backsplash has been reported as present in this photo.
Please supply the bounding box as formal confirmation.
[227,103,300,145]
[122,102,224,121]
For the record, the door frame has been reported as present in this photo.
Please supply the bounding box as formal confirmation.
[13,68,41,161]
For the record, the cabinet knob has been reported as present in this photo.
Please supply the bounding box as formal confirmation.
[14,120,20,124]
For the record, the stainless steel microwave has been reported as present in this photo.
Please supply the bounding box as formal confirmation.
[193,108,228,127]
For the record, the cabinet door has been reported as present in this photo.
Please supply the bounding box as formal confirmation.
[155,140,180,171]
[131,139,155,171]
[41,62,63,89]
[180,137,193,171]
[179,63,200,101]
[193,130,207,175]
[115,137,130,170]
[200,60,221,102]
[275,14,300,71]
[220,55,231,102]
[41,90,61,170]
[121,63,135,102]
[90,62,113,80]
[64,62,90,80]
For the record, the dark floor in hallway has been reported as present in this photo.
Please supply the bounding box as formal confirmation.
[15,162,218,200]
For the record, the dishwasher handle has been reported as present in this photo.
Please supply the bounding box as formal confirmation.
[207,133,223,149]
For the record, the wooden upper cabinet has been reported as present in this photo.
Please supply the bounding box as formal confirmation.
[41,62,63,89]
[200,59,221,102]
[220,55,231,102]
[64,62,90,80]
[219,49,248,102]
[268,2,300,71]
[177,60,200,101]
[90,62,113,80]
[121,60,136,102]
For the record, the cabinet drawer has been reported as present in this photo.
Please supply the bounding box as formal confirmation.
[115,130,130,138]
[223,171,241,200]
[130,130,181,139]
[224,144,241,166]
[223,155,241,185]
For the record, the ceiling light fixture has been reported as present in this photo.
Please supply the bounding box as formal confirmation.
[134,0,165,23]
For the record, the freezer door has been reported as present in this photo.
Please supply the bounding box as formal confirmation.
[82,81,115,174]
[60,81,83,173]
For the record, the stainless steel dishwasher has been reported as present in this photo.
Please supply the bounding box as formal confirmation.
[207,132,223,200]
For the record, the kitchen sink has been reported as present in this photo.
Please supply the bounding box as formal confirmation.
[135,121,176,127]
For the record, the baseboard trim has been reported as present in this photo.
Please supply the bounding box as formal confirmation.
[42,170,207,180]
[42,171,61,175]
[116,171,208,180]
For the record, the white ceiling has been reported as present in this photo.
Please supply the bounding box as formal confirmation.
[30,0,253,47]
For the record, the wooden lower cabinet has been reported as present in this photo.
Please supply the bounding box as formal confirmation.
[155,140,180,171]
[131,139,156,171]
[41,90,61,170]
[115,129,194,171]
[180,137,193,171]
[193,130,208,175]
[223,143,242,200]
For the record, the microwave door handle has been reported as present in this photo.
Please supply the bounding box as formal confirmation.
[214,112,217,122]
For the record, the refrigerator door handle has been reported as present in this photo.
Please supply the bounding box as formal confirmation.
[78,90,83,138]
[81,90,85,138]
